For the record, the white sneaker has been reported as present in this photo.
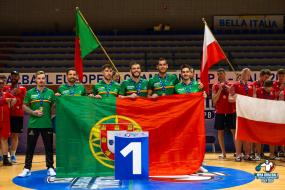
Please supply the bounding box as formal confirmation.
[47,168,56,176]
[197,166,208,173]
[18,168,31,177]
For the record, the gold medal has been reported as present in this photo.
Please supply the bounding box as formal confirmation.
[162,93,166,96]
[39,106,44,112]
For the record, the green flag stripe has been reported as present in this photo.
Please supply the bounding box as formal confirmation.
[76,9,100,58]
[56,96,116,177]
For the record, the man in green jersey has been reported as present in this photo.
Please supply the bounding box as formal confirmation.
[18,71,56,177]
[55,68,86,96]
[175,64,207,173]
[90,64,120,98]
[175,64,204,94]
[119,61,148,98]
[148,58,179,98]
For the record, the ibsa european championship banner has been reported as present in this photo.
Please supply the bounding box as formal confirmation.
[5,71,277,153]
[214,15,284,32]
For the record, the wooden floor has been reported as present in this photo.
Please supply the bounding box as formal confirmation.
[1,153,285,190]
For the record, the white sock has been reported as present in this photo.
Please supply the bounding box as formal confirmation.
[11,151,16,156]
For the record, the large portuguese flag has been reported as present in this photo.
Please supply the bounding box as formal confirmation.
[56,93,205,177]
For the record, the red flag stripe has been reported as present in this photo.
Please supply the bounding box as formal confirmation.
[237,116,285,145]
[74,37,83,82]
[116,93,205,175]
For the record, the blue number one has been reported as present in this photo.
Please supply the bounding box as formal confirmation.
[120,142,142,174]
[115,135,149,180]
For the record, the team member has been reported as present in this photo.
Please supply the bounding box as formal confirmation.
[148,58,179,98]
[252,69,271,88]
[3,71,26,163]
[0,76,16,166]
[55,68,86,96]
[277,81,285,157]
[18,71,56,177]
[90,64,120,98]
[229,68,254,161]
[175,64,203,94]
[255,80,277,160]
[119,62,148,98]
[279,81,285,101]
[174,64,207,173]
[273,69,285,99]
[212,68,236,160]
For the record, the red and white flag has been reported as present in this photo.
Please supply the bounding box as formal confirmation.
[236,95,285,145]
[200,24,226,93]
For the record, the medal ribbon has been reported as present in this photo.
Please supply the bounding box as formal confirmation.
[35,87,44,106]
[158,74,168,91]
[104,82,113,96]
[182,81,193,94]
[135,79,142,95]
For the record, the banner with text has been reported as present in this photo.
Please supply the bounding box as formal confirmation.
[214,15,284,32]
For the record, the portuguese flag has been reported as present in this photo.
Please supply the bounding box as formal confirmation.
[56,93,205,177]
[74,7,100,81]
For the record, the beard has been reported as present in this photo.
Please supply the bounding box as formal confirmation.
[131,72,140,78]
[68,77,76,83]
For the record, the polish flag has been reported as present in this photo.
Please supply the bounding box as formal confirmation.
[236,95,285,145]
[200,24,226,93]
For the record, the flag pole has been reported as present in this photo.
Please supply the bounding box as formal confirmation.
[201,18,240,80]
[76,7,120,75]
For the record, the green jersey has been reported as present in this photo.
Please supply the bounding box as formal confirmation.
[24,87,55,128]
[148,74,179,96]
[57,83,86,96]
[119,78,149,97]
[175,80,201,94]
[92,80,121,98]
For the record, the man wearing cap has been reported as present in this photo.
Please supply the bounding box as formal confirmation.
[3,71,26,163]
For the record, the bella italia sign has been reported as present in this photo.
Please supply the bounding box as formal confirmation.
[214,15,284,32]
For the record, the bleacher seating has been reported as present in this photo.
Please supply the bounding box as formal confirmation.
[0,33,285,73]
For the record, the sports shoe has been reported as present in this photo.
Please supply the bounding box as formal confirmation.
[11,155,17,163]
[277,151,284,157]
[218,154,226,159]
[269,156,281,160]
[47,168,56,176]
[18,169,31,177]
[3,159,12,166]
[198,166,208,173]
[235,155,242,162]
[253,155,261,161]
[244,155,254,161]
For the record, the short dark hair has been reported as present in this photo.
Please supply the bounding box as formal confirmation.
[277,68,285,75]
[217,68,226,73]
[264,80,273,88]
[66,67,76,75]
[101,64,113,71]
[157,58,167,65]
[260,69,271,76]
[180,64,194,72]
[129,61,141,70]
